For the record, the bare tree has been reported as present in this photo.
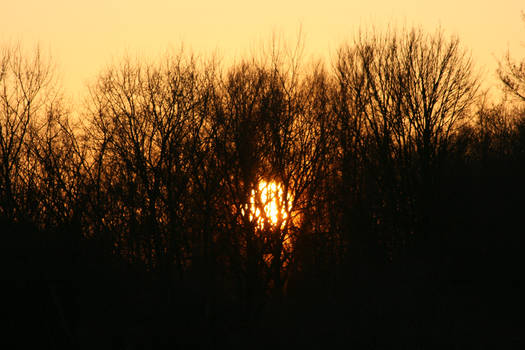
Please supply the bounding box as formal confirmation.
[498,12,525,102]
[335,27,479,261]
[84,52,209,273]
[0,43,58,223]
[27,101,85,232]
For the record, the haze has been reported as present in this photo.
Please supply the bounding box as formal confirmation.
[1,0,524,96]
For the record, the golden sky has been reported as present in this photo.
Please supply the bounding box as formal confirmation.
[1,0,524,97]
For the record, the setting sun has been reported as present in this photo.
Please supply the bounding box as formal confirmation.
[242,180,292,230]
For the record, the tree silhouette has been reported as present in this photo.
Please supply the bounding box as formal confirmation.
[0,44,57,224]
[3,24,524,348]
[334,27,479,268]
[499,12,525,102]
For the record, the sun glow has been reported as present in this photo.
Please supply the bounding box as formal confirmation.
[242,180,292,230]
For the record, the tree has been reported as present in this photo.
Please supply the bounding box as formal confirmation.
[84,52,209,273]
[0,43,58,223]
[334,27,479,263]
[498,12,525,102]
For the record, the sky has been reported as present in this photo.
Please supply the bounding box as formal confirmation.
[1,0,524,99]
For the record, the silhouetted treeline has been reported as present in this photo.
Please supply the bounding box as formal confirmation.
[2,27,524,348]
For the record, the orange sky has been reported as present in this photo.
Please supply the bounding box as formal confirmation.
[1,0,524,99]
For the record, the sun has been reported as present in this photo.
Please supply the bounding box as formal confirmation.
[242,180,292,230]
